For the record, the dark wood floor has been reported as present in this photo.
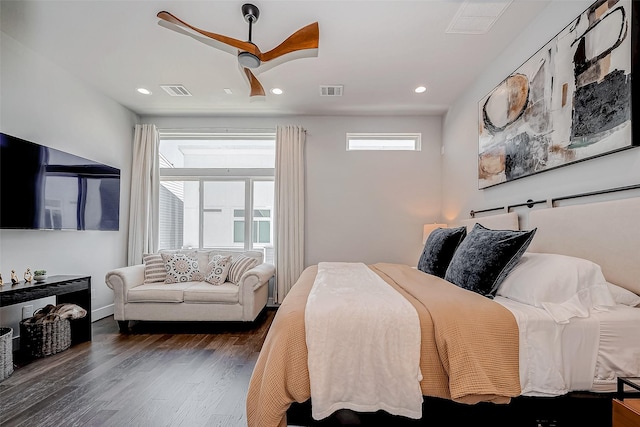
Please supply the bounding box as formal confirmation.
[0,309,275,427]
[1,308,615,427]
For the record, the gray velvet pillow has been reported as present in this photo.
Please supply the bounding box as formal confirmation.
[417,226,467,278]
[444,223,537,298]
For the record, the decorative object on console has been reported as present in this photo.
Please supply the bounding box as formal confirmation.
[0,272,3,285]
[444,223,536,297]
[24,268,32,283]
[33,270,47,283]
[10,270,18,285]
[478,0,639,189]
[157,4,319,99]
[417,226,466,279]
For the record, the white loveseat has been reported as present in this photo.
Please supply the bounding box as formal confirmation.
[105,249,275,332]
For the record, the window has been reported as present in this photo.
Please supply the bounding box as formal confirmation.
[346,133,421,151]
[158,132,275,252]
[233,208,272,244]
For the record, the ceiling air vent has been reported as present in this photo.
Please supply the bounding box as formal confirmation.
[320,85,343,97]
[160,84,192,97]
[446,0,512,34]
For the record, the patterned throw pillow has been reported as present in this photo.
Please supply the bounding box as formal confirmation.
[143,253,166,284]
[204,255,233,285]
[162,252,199,283]
[227,255,259,284]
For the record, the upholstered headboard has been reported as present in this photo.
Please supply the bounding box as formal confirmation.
[460,211,519,232]
[527,197,640,295]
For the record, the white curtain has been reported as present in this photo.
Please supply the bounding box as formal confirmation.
[127,124,160,266]
[274,125,306,303]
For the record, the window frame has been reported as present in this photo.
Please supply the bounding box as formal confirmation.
[346,132,422,151]
[158,131,275,251]
[158,175,274,250]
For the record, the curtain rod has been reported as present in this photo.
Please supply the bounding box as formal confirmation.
[156,127,307,133]
[469,183,640,218]
[158,127,276,133]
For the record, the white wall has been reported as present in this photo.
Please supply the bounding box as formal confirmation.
[0,33,138,335]
[441,1,640,225]
[143,115,442,267]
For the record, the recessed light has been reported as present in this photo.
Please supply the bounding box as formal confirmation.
[415,86,427,94]
[136,87,152,95]
[270,88,283,95]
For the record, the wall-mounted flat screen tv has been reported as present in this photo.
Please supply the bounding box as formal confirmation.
[0,132,120,230]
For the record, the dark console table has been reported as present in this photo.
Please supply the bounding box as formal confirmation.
[0,275,92,344]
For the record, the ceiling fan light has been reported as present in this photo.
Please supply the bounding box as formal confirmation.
[238,51,261,68]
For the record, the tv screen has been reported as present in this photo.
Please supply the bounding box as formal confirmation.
[0,132,120,230]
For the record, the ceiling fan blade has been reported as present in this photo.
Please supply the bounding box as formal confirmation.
[157,11,261,56]
[157,20,238,56]
[260,22,319,63]
[242,67,266,98]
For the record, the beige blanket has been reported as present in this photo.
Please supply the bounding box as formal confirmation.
[246,263,520,427]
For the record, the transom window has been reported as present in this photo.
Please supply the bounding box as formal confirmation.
[346,133,422,151]
[158,132,275,257]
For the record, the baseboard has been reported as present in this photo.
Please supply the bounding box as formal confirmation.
[92,304,114,321]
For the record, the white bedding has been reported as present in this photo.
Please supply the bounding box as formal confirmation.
[305,262,423,420]
[495,297,640,396]
[591,304,640,391]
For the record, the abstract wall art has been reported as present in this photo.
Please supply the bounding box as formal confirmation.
[478,0,639,189]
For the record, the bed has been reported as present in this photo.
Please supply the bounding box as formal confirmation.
[246,196,640,427]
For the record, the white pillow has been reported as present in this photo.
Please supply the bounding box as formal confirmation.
[607,282,640,307]
[497,253,615,323]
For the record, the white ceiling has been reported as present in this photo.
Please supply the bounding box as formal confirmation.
[0,1,551,117]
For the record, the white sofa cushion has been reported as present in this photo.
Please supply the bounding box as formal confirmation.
[128,282,195,303]
[183,282,239,304]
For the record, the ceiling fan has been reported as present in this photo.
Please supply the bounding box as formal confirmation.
[157,4,319,99]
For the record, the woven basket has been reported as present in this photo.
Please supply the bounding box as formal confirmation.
[20,314,71,358]
[0,327,13,381]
